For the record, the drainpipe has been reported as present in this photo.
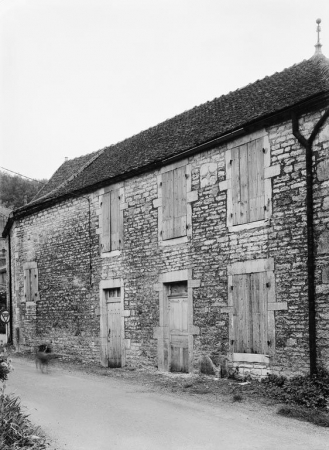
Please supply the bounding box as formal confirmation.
[292,108,329,376]
[7,231,13,345]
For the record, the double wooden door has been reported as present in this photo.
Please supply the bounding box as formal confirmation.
[106,288,122,368]
[169,295,188,372]
[232,272,268,354]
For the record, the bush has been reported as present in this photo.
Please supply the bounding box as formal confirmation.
[261,367,329,410]
[0,358,12,383]
[0,394,48,449]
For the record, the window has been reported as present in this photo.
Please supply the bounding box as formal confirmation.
[231,137,265,225]
[153,159,198,245]
[219,130,280,232]
[101,187,124,253]
[162,167,187,240]
[23,262,39,302]
[105,287,121,300]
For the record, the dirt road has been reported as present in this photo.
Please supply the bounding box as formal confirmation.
[6,357,329,450]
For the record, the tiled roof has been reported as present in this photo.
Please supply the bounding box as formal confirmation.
[29,53,329,208]
[33,150,103,202]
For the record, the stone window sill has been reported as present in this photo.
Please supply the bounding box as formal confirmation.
[228,219,270,233]
[159,236,188,247]
[101,250,121,258]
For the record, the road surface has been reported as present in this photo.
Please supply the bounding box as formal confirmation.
[6,357,329,450]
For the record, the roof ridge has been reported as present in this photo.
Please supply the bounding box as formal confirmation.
[310,52,329,90]
[99,57,323,154]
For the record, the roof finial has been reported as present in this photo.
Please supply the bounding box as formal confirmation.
[315,18,322,54]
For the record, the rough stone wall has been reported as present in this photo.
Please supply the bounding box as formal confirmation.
[312,112,329,371]
[10,108,329,374]
[11,197,102,363]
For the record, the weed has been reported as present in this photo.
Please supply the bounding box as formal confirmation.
[277,405,329,427]
[260,367,329,410]
[232,393,243,402]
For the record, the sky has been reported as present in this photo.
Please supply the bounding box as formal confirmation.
[0,0,329,181]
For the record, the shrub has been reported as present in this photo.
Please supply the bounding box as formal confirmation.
[0,358,12,383]
[261,367,329,410]
[0,394,48,449]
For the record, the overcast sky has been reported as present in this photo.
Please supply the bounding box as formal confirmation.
[1,0,329,181]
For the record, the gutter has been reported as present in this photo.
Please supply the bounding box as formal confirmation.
[292,107,329,377]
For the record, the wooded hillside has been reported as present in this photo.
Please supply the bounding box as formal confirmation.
[0,171,48,209]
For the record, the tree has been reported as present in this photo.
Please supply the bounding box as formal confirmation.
[0,171,48,209]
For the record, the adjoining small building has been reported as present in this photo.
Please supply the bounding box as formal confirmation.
[0,204,12,344]
[3,38,329,377]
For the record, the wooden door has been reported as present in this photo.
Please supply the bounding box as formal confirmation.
[232,272,268,354]
[169,296,188,372]
[106,288,122,368]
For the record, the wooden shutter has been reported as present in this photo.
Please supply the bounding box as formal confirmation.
[173,166,187,238]
[110,189,120,251]
[231,137,265,225]
[248,138,265,222]
[232,272,268,354]
[102,192,111,252]
[24,267,38,302]
[102,188,121,252]
[162,167,187,240]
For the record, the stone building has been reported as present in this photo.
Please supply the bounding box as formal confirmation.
[0,204,11,343]
[3,47,329,378]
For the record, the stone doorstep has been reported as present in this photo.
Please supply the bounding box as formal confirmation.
[239,367,270,378]
[232,353,270,364]
[233,363,268,370]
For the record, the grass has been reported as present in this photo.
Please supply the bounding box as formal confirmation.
[277,405,329,427]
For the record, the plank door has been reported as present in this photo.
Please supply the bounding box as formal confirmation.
[232,273,268,354]
[106,288,122,368]
[169,295,188,372]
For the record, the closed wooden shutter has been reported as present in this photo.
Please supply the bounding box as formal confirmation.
[248,138,265,222]
[232,272,268,354]
[162,167,187,240]
[231,137,265,225]
[102,188,121,252]
[231,147,242,225]
[102,192,111,252]
[24,267,38,302]
[110,189,120,251]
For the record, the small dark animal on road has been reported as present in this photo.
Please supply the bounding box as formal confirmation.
[35,344,58,373]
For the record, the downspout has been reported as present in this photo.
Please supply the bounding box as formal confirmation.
[7,231,13,344]
[292,108,329,376]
